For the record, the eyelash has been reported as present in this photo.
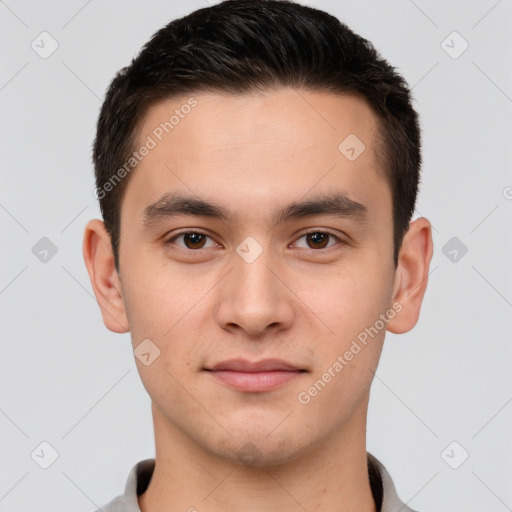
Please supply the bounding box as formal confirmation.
[165,229,344,251]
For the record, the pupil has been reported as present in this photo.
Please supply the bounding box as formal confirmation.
[307,233,328,249]
[185,233,205,248]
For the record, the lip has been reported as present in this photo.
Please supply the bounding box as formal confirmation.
[209,358,301,372]
[205,358,306,392]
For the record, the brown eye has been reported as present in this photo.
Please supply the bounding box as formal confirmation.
[305,232,330,249]
[183,232,207,249]
[168,231,217,250]
[293,231,341,250]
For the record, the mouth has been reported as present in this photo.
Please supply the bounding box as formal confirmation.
[204,358,307,393]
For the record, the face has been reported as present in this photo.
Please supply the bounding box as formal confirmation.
[113,89,399,465]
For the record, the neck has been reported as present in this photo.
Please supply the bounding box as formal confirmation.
[139,400,377,512]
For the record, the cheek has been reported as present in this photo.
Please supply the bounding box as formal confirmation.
[296,310,386,425]
[121,257,205,340]
[297,259,394,346]
[124,269,203,407]
[301,263,394,407]
[293,262,392,402]
[121,260,222,389]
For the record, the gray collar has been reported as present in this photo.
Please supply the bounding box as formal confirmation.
[105,453,416,512]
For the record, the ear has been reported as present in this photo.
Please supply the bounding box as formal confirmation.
[387,217,434,334]
[82,219,130,333]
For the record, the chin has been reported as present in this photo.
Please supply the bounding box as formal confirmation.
[213,429,311,468]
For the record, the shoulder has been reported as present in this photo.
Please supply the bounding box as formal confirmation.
[91,458,155,512]
[367,452,420,512]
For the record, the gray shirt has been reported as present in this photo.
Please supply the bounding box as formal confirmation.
[96,452,417,512]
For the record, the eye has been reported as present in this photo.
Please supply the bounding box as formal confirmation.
[165,230,343,252]
[293,231,342,250]
[167,231,219,250]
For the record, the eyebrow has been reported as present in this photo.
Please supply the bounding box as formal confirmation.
[142,192,369,227]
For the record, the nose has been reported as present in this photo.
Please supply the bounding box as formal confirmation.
[214,247,295,338]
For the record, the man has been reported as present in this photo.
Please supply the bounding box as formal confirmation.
[83,1,433,511]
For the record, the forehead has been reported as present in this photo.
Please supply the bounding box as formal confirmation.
[125,88,390,226]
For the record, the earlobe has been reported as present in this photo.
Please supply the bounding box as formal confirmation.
[387,217,434,335]
[82,219,130,333]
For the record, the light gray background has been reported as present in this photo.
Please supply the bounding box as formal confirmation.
[1,0,511,511]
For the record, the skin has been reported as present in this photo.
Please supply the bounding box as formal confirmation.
[83,88,433,512]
